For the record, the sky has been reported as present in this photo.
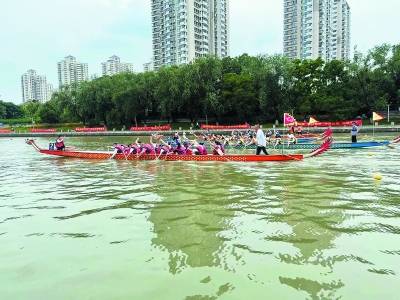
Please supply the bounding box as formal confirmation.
[0,0,399,104]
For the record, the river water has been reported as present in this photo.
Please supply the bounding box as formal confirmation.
[0,135,399,299]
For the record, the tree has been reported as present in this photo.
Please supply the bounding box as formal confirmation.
[221,73,257,122]
[0,101,23,119]
[21,101,41,122]
[38,101,59,123]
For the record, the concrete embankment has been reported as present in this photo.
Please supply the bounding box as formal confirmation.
[0,125,399,138]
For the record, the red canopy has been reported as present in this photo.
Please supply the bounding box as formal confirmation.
[297,119,362,127]
[130,125,171,132]
[30,128,57,133]
[200,123,250,130]
[75,127,107,132]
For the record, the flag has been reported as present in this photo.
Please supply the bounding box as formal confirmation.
[372,112,384,122]
[309,117,319,125]
[284,113,296,126]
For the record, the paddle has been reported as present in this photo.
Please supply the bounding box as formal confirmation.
[109,149,118,160]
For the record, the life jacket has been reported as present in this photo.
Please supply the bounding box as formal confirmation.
[115,144,125,153]
[129,145,139,155]
[123,147,131,155]
[185,148,193,155]
[160,145,171,154]
[174,145,186,155]
[196,145,207,155]
[141,144,155,155]
[55,139,64,149]
[154,145,161,155]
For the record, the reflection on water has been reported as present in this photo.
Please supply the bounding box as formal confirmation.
[0,137,400,299]
[149,163,242,274]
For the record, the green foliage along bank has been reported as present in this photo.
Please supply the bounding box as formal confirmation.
[8,43,400,126]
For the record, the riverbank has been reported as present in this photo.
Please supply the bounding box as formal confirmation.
[1,125,399,138]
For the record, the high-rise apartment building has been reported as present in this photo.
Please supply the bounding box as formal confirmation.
[143,61,154,72]
[151,0,230,69]
[57,56,89,87]
[101,55,134,76]
[21,69,53,103]
[283,0,351,61]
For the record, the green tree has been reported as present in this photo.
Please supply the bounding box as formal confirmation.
[37,101,59,123]
[21,101,42,122]
[221,73,257,122]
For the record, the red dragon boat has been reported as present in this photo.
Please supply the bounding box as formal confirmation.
[26,138,332,162]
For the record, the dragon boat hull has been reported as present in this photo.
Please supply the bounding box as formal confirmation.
[231,141,391,150]
[26,138,332,162]
[38,149,304,162]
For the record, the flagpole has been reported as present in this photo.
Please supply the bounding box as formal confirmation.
[372,120,375,140]
[373,118,376,139]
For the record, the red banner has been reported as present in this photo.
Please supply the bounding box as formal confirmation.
[0,129,12,133]
[297,119,363,127]
[130,125,171,132]
[200,123,251,130]
[30,128,57,133]
[75,127,107,132]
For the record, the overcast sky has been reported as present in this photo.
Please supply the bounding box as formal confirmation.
[1,0,399,103]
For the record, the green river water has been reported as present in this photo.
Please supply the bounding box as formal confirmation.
[0,135,399,299]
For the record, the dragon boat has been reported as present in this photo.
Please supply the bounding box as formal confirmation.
[26,138,332,162]
[229,138,399,151]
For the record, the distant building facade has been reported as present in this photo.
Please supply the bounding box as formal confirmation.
[57,56,89,87]
[151,0,230,69]
[90,74,100,81]
[283,0,351,61]
[143,61,154,72]
[101,55,134,76]
[21,69,53,103]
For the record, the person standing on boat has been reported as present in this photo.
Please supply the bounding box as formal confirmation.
[255,125,268,155]
[351,122,359,143]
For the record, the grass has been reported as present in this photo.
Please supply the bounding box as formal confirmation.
[0,118,31,125]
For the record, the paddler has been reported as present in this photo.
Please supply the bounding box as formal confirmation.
[194,142,208,156]
[185,137,208,156]
[55,135,65,151]
[183,141,193,155]
[172,132,181,144]
[127,138,140,155]
[266,130,273,144]
[158,138,174,155]
[150,134,163,155]
[173,142,187,155]
[274,130,282,148]
[110,143,127,159]
[287,133,297,145]
[138,141,156,155]
[212,141,225,156]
